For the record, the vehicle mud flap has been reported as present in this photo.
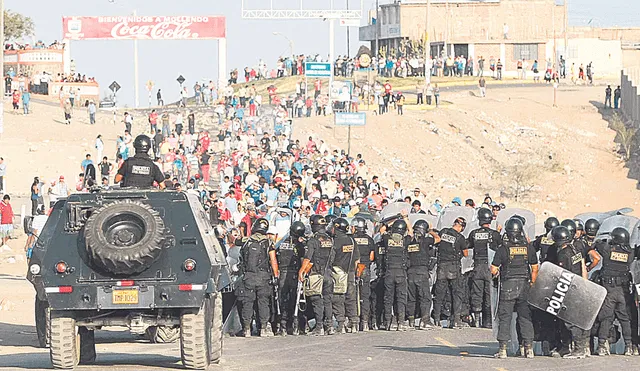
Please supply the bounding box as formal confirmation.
[78,327,96,365]
[528,262,607,330]
[223,300,242,336]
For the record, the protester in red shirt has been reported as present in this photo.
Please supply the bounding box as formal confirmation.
[0,194,14,247]
[148,109,159,134]
[384,81,392,94]
[11,90,20,111]
[314,79,322,98]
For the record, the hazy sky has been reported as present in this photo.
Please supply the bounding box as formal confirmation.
[5,0,638,105]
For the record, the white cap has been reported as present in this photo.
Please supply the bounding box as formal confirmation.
[293,200,301,208]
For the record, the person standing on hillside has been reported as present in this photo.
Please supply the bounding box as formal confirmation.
[11,89,20,112]
[88,100,96,124]
[479,77,486,97]
[478,56,485,77]
[95,135,104,161]
[0,195,14,248]
[148,109,158,134]
[0,158,5,194]
[396,93,405,115]
[605,85,612,108]
[434,84,440,107]
[63,99,72,125]
[21,89,30,115]
[614,86,622,109]
[496,59,503,80]
[123,112,133,133]
[156,89,163,106]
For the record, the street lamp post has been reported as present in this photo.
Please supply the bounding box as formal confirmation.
[273,32,294,58]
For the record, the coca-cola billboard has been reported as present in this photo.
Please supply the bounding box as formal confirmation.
[62,16,226,40]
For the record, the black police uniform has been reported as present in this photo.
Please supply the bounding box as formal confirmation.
[116,153,164,187]
[406,233,435,325]
[595,241,633,348]
[532,233,556,263]
[276,235,304,332]
[353,231,375,327]
[370,237,386,329]
[304,231,335,331]
[557,243,589,353]
[331,231,360,331]
[379,233,410,328]
[237,233,276,332]
[491,237,538,345]
[433,228,466,325]
[467,226,501,326]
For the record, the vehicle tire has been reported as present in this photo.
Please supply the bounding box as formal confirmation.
[85,200,165,275]
[78,327,96,364]
[146,325,180,343]
[211,293,223,364]
[50,315,79,369]
[180,296,213,370]
[35,296,50,348]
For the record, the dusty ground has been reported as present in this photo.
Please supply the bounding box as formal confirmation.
[0,83,639,369]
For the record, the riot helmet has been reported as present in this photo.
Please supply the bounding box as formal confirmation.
[310,215,327,233]
[584,218,600,237]
[325,214,337,231]
[252,218,269,234]
[560,219,576,239]
[453,217,467,231]
[290,221,306,238]
[413,220,429,237]
[133,134,152,154]
[505,217,524,241]
[512,214,526,226]
[551,226,571,246]
[391,219,408,235]
[351,217,367,232]
[544,217,560,233]
[611,227,630,246]
[477,208,493,225]
[332,218,350,234]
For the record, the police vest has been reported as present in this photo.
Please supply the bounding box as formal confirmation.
[353,232,372,265]
[536,234,555,262]
[333,233,356,272]
[560,244,583,275]
[470,227,492,261]
[122,156,156,187]
[501,241,529,279]
[601,243,631,278]
[384,234,408,270]
[407,237,431,267]
[277,237,300,272]
[242,234,271,273]
[310,232,334,274]
[438,228,462,264]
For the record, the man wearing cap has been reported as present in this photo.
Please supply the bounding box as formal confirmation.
[411,188,427,205]
[49,176,70,207]
[328,197,343,217]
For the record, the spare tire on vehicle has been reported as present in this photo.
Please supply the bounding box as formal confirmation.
[85,200,165,275]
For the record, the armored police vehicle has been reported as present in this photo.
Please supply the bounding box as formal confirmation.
[26,189,230,370]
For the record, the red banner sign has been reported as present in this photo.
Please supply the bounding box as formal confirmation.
[62,16,226,40]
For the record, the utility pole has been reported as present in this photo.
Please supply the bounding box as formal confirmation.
[133,9,139,108]
[0,0,4,139]
[424,0,431,84]
[374,0,379,59]
[444,0,450,57]
[564,0,569,58]
[346,0,350,57]
[553,3,558,108]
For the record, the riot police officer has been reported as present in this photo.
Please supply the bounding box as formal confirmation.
[298,215,335,336]
[467,208,502,328]
[329,218,360,334]
[433,217,468,329]
[114,135,166,189]
[407,219,441,329]
[581,218,602,272]
[490,217,539,358]
[379,216,412,331]
[532,217,559,263]
[553,225,590,358]
[275,221,306,336]
[595,227,634,356]
[351,217,375,332]
[237,218,280,337]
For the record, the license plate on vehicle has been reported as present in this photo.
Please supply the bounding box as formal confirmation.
[112,289,139,304]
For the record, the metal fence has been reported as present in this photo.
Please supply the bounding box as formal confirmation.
[621,68,640,125]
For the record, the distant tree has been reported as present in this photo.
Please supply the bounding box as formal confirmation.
[3,10,35,41]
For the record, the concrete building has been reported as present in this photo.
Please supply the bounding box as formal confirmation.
[359,0,640,79]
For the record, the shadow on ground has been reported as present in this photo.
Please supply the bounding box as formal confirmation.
[589,100,640,190]
[375,341,497,358]
[0,351,183,370]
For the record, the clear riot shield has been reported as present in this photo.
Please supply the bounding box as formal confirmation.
[437,206,475,273]
[346,217,375,237]
[495,208,536,242]
[575,207,634,224]
[596,215,640,242]
[528,262,607,330]
[378,201,412,224]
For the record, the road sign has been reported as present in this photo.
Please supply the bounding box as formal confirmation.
[109,81,121,93]
[177,75,186,85]
[305,62,332,77]
[335,112,366,127]
[146,80,154,92]
[331,80,353,101]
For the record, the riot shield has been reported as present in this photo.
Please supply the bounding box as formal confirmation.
[408,213,440,231]
[495,208,536,241]
[575,208,634,224]
[346,217,375,237]
[532,223,546,239]
[596,215,640,242]
[528,262,607,330]
[378,202,411,224]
